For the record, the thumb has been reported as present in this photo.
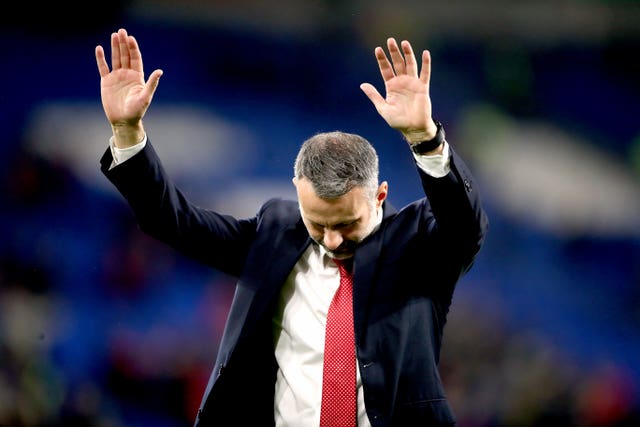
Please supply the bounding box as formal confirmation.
[144,68,164,98]
[360,83,385,109]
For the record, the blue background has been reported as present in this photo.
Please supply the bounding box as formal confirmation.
[1,1,639,426]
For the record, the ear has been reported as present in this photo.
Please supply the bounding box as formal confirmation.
[376,181,388,207]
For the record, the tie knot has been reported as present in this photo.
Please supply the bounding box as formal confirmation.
[333,258,353,277]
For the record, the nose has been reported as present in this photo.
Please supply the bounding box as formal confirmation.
[323,229,343,251]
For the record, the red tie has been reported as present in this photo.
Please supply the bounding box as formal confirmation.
[320,258,357,427]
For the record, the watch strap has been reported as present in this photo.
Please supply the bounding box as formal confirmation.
[410,121,445,155]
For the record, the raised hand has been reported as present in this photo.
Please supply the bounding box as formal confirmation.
[360,38,437,143]
[95,28,163,148]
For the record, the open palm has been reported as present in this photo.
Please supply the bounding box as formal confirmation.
[360,38,436,139]
[95,29,162,127]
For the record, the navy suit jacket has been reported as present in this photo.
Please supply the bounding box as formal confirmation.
[101,139,488,427]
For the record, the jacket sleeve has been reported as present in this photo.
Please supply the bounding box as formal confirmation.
[100,139,257,277]
[416,146,489,279]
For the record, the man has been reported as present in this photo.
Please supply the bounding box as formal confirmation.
[96,28,488,427]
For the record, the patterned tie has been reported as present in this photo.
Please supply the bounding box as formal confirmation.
[320,258,357,427]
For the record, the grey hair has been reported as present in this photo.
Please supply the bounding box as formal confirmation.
[293,131,379,200]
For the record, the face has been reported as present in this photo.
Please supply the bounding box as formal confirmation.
[294,177,388,260]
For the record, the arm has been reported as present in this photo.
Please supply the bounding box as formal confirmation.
[95,28,163,149]
[96,30,256,276]
[362,38,488,277]
[101,140,257,276]
[360,38,442,155]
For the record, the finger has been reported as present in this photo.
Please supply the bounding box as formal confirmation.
[95,45,110,78]
[118,28,130,69]
[128,35,144,73]
[142,69,164,100]
[360,83,386,110]
[375,46,396,82]
[110,31,121,70]
[387,37,406,75]
[401,40,418,77]
[419,50,431,86]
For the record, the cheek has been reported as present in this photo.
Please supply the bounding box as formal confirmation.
[343,225,367,242]
[348,231,367,243]
[350,214,377,241]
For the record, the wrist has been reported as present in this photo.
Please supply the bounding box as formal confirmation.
[408,120,445,155]
[403,119,439,144]
[111,122,145,149]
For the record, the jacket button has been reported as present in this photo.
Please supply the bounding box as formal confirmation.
[463,179,472,192]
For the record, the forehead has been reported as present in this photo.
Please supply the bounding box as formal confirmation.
[296,179,369,225]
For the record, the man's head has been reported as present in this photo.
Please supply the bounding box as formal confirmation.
[293,131,388,260]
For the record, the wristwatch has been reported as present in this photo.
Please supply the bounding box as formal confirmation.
[410,121,445,155]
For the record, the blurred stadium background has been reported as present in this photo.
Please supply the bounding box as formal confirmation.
[1,1,639,426]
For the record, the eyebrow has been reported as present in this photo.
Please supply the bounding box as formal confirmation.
[308,218,359,229]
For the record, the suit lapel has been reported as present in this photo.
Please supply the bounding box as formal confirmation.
[236,219,311,343]
[352,202,396,341]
